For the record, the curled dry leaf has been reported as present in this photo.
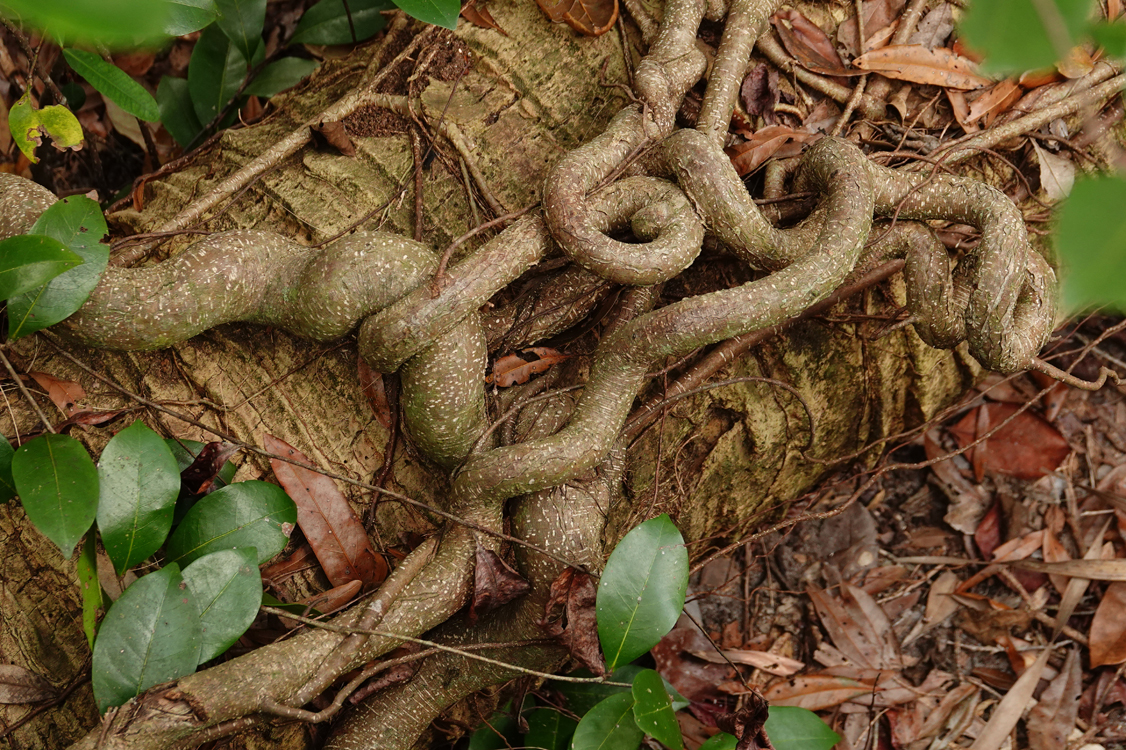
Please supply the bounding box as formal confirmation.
[0,663,58,704]
[1030,141,1075,201]
[357,357,393,429]
[853,45,991,89]
[26,371,85,415]
[535,0,618,36]
[265,435,386,589]
[838,0,906,55]
[726,126,815,176]
[180,441,241,495]
[772,9,846,74]
[310,120,355,156]
[763,674,872,710]
[965,79,1022,127]
[715,690,771,750]
[461,0,507,34]
[469,544,531,624]
[486,347,570,387]
[539,567,603,675]
[689,648,803,676]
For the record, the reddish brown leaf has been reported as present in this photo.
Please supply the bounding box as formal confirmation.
[853,45,991,89]
[54,408,129,431]
[740,64,779,121]
[1091,581,1126,667]
[539,567,604,676]
[536,0,618,36]
[300,579,363,615]
[772,10,846,74]
[0,664,58,704]
[180,441,240,495]
[726,126,814,176]
[26,371,84,415]
[310,120,355,156]
[716,691,772,750]
[461,0,507,34]
[357,357,392,429]
[948,402,1071,479]
[486,348,570,387]
[965,79,1022,127]
[838,0,906,56]
[1027,648,1081,750]
[973,500,1003,559]
[652,625,731,702]
[762,674,872,710]
[265,435,385,589]
[261,543,318,582]
[111,51,155,76]
[469,544,531,624]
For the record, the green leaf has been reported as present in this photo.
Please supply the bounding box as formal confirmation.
[1057,175,1126,312]
[91,564,202,712]
[699,733,737,750]
[0,234,82,302]
[62,49,160,122]
[12,434,99,554]
[8,92,84,164]
[182,548,261,663]
[214,0,266,62]
[958,0,1097,75]
[392,0,459,29]
[1093,21,1126,61]
[77,531,103,648]
[525,708,578,750]
[596,514,688,672]
[291,0,391,45]
[570,692,643,750]
[164,480,296,566]
[167,0,218,35]
[261,590,321,616]
[157,76,204,148]
[554,665,643,716]
[188,23,247,126]
[243,57,319,98]
[0,0,172,47]
[765,706,840,750]
[97,422,181,573]
[631,669,682,749]
[468,709,519,750]
[7,195,110,339]
[0,434,16,503]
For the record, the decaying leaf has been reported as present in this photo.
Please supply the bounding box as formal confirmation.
[265,435,386,589]
[0,664,58,704]
[310,120,355,156]
[26,371,85,415]
[535,0,618,36]
[838,0,906,55]
[726,126,815,176]
[1030,140,1075,201]
[853,45,991,89]
[740,64,780,121]
[358,357,393,429]
[772,9,846,74]
[486,347,570,387]
[716,691,771,750]
[54,408,129,431]
[180,441,241,495]
[539,567,603,675]
[948,402,1071,480]
[461,0,507,34]
[689,647,802,676]
[762,673,872,710]
[469,544,531,624]
[1027,648,1081,750]
[1090,581,1126,667]
[965,79,1022,127]
[907,3,954,49]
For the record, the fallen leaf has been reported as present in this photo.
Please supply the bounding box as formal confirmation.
[1057,46,1094,78]
[908,3,954,49]
[1090,581,1126,667]
[461,0,507,34]
[965,79,1022,127]
[358,357,393,429]
[914,682,979,742]
[946,88,977,132]
[772,9,846,74]
[839,0,906,56]
[948,402,1071,480]
[716,691,770,750]
[0,664,58,704]
[726,126,814,176]
[299,579,362,616]
[763,673,872,709]
[266,435,385,589]
[180,441,240,495]
[652,625,731,702]
[968,648,1050,750]
[1031,141,1075,201]
[111,51,155,76]
[974,501,1003,559]
[808,584,904,670]
[539,567,603,675]
[310,120,355,156]
[853,45,991,89]
[54,408,129,431]
[1027,648,1081,750]
[26,371,84,415]
[536,0,618,36]
[689,648,803,676]
[740,64,780,121]
[486,347,570,387]
[261,543,318,581]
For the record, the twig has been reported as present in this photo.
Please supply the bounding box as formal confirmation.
[0,348,55,434]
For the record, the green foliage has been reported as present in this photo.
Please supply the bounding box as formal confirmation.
[214,0,266,62]
[8,93,84,163]
[392,0,459,29]
[77,532,103,647]
[0,0,173,47]
[62,49,161,122]
[188,24,252,125]
[165,0,218,36]
[12,434,99,554]
[91,564,202,711]
[164,480,297,566]
[0,435,16,503]
[596,513,688,671]
[1057,175,1126,312]
[291,0,392,45]
[525,708,578,750]
[182,548,262,663]
[157,76,204,148]
[96,422,181,573]
[7,196,110,340]
[765,706,842,749]
[631,669,682,749]
[243,58,320,98]
[0,234,82,301]
[959,0,1095,74]
[571,691,644,750]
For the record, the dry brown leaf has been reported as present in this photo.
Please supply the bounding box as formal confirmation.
[1030,141,1075,201]
[1041,510,1071,596]
[536,0,618,36]
[715,693,770,750]
[965,79,1022,127]
[301,579,362,615]
[54,408,129,431]
[915,682,979,742]
[808,584,904,670]
[992,530,1044,562]
[740,64,779,120]
[762,674,872,709]
[469,544,531,624]
[486,347,570,387]
[1090,581,1126,667]
[853,45,991,89]
[310,120,355,156]
[726,126,814,176]
[539,567,602,675]
[945,88,977,132]
[1027,648,1081,750]
[839,0,906,56]
[1010,556,1126,581]
[180,441,240,495]
[652,626,732,702]
[908,3,954,49]
[968,648,1051,750]
[265,435,386,589]
[922,570,960,627]
[461,0,507,34]
[1058,45,1095,78]
[111,51,155,76]
[948,402,1071,480]
[689,648,803,676]
[772,10,846,73]
[0,664,57,704]
[26,371,84,415]
[357,357,392,429]
[261,543,318,582]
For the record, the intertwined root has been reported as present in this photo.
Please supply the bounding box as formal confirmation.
[0,0,1065,747]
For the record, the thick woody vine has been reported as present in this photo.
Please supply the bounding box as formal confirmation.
[0,0,1118,748]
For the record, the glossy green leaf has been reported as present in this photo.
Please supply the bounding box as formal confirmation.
[7,195,110,339]
[392,0,459,29]
[8,92,84,163]
[214,0,265,62]
[596,514,688,671]
[261,590,321,616]
[12,434,98,554]
[570,692,643,750]
[0,234,82,302]
[77,532,103,648]
[291,0,391,45]
[157,76,204,148]
[958,0,1096,74]
[0,434,15,503]
[554,665,643,716]
[62,49,160,122]
[1093,21,1126,59]
[182,548,261,663]
[188,24,247,126]
[631,669,682,749]
[765,706,840,750]
[525,708,577,750]
[1057,175,1126,312]
[698,733,737,750]
[167,0,218,35]
[97,422,181,573]
[91,565,202,712]
[243,57,319,98]
[468,709,519,750]
[0,0,172,47]
[164,480,296,566]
